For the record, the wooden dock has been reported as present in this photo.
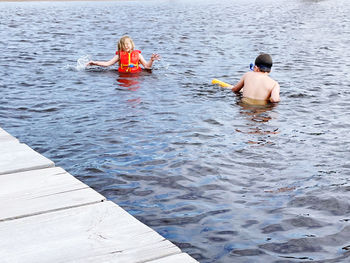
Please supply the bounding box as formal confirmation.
[0,127,198,263]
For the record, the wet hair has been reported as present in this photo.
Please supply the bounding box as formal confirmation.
[117,35,135,52]
[255,53,273,73]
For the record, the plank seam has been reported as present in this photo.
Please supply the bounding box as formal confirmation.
[137,248,181,263]
[30,186,91,199]
[0,199,106,223]
[0,163,55,176]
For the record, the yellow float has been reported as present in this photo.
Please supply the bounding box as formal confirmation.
[211,79,233,88]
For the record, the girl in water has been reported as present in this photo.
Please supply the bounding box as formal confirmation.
[87,35,160,73]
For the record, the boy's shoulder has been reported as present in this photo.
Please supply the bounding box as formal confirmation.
[242,71,254,79]
[244,71,279,87]
[243,71,263,79]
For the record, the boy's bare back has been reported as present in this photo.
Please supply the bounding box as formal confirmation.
[234,71,280,102]
[232,53,280,103]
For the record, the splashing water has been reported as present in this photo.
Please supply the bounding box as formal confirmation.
[3,1,350,262]
[156,58,169,71]
[76,55,91,71]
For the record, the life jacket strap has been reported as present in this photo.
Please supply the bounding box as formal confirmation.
[120,52,139,72]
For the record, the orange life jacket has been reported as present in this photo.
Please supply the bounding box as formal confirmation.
[117,50,142,73]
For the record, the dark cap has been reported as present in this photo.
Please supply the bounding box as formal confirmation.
[255,53,273,72]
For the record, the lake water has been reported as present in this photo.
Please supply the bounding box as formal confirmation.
[1,0,350,262]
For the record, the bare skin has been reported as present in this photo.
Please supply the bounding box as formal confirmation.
[232,66,280,103]
[86,38,160,68]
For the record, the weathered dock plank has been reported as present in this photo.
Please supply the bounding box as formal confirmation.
[147,253,199,263]
[0,127,18,143]
[0,167,105,222]
[0,201,184,263]
[0,126,198,262]
[0,140,54,175]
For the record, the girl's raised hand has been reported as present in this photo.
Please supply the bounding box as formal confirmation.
[86,61,95,66]
[151,53,161,61]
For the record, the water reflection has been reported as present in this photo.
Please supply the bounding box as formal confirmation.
[238,99,276,122]
[236,97,279,146]
[2,0,350,261]
[117,74,141,91]
[116,74,142,106]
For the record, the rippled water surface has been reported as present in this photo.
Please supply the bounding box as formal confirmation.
[1,0,350,262]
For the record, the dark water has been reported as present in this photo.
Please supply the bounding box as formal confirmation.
[1,0,350,262]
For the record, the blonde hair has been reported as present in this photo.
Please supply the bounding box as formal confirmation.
[117,35,135,53]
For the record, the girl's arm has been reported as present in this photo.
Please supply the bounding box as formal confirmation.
[87,55,119,67]
[139,53,160,69]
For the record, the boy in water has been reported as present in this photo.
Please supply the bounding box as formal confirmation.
[232,53,280,103]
